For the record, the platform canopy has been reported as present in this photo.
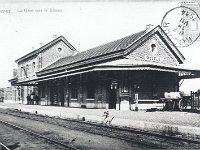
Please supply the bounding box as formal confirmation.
[11,60,200,86]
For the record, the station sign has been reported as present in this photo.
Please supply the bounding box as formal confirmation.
[144,55,163,63]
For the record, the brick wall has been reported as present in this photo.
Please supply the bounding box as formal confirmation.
[128,34,179,66]
[17,40,74,82]
[42,40,74,69]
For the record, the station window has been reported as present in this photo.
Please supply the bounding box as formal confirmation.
[121,82,129,93]
[37,55,42,70]
[26,64,29,77]
[121,72,129,93]
[20,67,23,77]
[151,43,157,54]
[57,47,63,53]
[87,81,95,99]
[32,62,36,73]
[71,84,78,99]
[41,86,45,98]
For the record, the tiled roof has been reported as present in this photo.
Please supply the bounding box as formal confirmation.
[42,30,146,71]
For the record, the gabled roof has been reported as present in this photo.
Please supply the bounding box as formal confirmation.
[40,30,146,71]
[15,36,77,63]
[37,25,185,77]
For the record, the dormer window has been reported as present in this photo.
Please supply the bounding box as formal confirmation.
[151,44,156,52]
[150,43,157,55]
[57,47,63,53]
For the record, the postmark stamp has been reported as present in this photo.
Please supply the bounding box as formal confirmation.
[161,6,200,47]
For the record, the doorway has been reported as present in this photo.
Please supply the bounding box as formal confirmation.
[109,89,117,109]
[50,86,58,105]
[59,84,64,106]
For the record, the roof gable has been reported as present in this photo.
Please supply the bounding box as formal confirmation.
[123,26,185,64]
[126,33,179,66]
[15,36,77,63]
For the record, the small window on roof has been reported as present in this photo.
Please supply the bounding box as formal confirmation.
[57,47,63,53]
[151,44,156,52]
[151,43,157,54]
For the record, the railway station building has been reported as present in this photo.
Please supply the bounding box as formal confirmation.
[10,25,200,110]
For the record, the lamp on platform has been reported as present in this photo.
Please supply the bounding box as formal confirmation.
[111,80,118,90]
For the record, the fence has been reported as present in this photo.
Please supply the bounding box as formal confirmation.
[190,91,200,110]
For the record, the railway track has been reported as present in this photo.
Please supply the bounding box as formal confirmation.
[0,109,200,149]
[0,119,78,150]
[0,142,10,150]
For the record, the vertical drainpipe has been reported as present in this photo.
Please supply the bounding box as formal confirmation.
[80,74,83,103]
[176,73,180,92]
[135,92,139,111]
[119,87,121,110]
[66,77,70,107]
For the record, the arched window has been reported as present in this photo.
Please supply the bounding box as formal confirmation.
[151,44,156,53]
[32,62,36,73]
[20,67,23,77]
[57,47,63,53]
[26,64,29,76]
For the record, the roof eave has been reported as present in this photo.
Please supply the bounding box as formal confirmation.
[157,25,185,63]
[37,50,124,77]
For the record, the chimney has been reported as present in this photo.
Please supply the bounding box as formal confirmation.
[72,50,78,56]
[53,35,57,40]
[40,43,44,47]
[13,69,17,77]
[78,42,80,51]
[146,24,154,32]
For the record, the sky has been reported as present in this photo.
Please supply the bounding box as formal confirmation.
[0,0,200,93]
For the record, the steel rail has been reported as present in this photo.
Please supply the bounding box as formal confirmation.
[0,142,11,150]
[2,110,200,147]
[0,119,78,150]
[0,112,167,149]
[0,111,164,149]
[56,114,200,145]
[44,113,200,146]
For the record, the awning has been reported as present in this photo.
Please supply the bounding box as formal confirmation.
[93,59,200,80]
[12,63,200,86]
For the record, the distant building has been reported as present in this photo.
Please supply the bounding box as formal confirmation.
[3,87,12,100]
[0,88,4,101]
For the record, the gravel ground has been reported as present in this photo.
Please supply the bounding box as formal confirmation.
[0,108,200,150]
[0,111,145,150]
[0,122,67,150]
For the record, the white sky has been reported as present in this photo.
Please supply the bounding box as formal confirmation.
[0,0,200,93]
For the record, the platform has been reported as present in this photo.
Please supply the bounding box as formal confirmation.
[1,100,200,138]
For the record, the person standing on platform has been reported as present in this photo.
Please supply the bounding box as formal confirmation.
[30,92,35,105]
[35,95,40,105]
[26,94,31,105]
